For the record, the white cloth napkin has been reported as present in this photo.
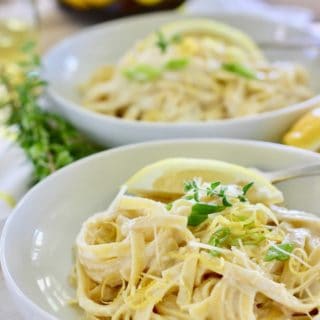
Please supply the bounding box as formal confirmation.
[0,129,33,221]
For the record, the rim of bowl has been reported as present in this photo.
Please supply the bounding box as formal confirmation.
[2,138,320,320]
[44,11,320,128]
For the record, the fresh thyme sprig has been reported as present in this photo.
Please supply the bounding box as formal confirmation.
[184,179,254,226]
[0,42,101,184]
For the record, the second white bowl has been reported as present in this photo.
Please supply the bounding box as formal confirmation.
[44,12,320,147]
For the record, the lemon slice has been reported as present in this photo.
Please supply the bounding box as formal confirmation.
[283,108,320,152]
[144,19,265,62]
[126,158,283,204]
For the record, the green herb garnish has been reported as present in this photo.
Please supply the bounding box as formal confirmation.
[188,203,225,226]
[242,182,254,195]
[222,62,257,80]
[237,182,254,202]
[264,243,294,262]
[123,64,161,82]
[166,202,173,211]
[184,180,256,226]
[238,195,247,202]
[165,58,189,71]
[0,42,101,184]
[208,227,231,256]
[222,196,232,207]
[184,179,198,192]
[184,179,200,201]
[155,31,182,53]
[155,31,168,53]
[191,203,225,216]
[188,214,208,227]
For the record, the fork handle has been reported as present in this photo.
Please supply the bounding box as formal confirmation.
[265,163,320,183]
[266,163,320,183]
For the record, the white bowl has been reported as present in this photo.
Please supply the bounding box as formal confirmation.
[44,12,320,147]
[2,139,320,319]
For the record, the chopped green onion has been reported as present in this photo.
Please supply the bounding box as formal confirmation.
[165,58,189,71]
[264,243,294,262]
[209,227,231,246]
[123,64,161,82]
[188,203,225,227]
[222,63,257,80]
[188,214,208,227]
[166,202,173,211]
[208,227,231,256]
[191,203,225,216]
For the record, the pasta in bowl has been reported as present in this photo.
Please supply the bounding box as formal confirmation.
[81,19,313,122]
[74,158,320,320]
[2,139,320,320]
[44,13,320,146]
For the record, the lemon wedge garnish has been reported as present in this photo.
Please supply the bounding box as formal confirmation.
[144,19,265,62]
[283,108,320,152]
[126,158,283,204]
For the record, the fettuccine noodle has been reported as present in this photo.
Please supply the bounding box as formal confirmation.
[74,179,320,319]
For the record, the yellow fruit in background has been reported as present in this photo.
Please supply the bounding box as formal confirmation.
[283,107,320,152]
[135,0,163,5]
[62,0,115,9]
[62,0,164,9]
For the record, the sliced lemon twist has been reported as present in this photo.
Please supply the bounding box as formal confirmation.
[142,19,265,63]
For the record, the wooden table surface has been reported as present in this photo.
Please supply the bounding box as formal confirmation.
[1,0,320,318]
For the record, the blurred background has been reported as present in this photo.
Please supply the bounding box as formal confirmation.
[0,0,319,57]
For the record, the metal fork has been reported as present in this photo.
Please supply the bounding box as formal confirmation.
[266,163,320,183]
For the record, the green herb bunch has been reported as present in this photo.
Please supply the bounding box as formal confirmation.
[0,43,101,184]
